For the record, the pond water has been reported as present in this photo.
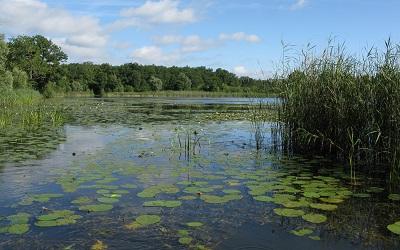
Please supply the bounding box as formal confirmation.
[0,97,399,250]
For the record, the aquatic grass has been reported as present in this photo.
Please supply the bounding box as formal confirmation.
[278,39,400,185]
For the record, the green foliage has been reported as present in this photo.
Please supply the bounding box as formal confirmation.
[279,39,400,184]
[12,67,29,89]
[7,35,67,91]
[149,75,163,91]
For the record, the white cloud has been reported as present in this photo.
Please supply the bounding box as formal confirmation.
[219,32,261,43]
[0,0,109,62]
[132,46,181,65]
[290,0,308,10]
[110,0,196,30]
[233,66,248,76]
[153,35,216,53]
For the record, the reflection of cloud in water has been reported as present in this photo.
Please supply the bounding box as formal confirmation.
[0,125,125,201]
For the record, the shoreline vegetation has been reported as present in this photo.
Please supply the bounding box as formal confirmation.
[277,39,400,185]
[2,33,400,185]
[58,90,274,98]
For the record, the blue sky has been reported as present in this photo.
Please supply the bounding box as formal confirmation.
[0,0,399,78]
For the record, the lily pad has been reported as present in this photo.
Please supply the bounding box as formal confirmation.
[178,195,197,200]
[352,193,371,198]
[79,204,113,212]
[273,208,305,217]
[71,197,92,205]
[309,203,337,211]
[319,197,344,204]
[125,215,161,230]
[302,213,327,224]
[97,197,119,204]
[253,196,274,202]
[7,224,29,235]
[291,228,313,236]
[91,240,107,250]
[186,222,203,227]
[179,237,193,245]
[387,221,400,235]
[388,194,400,201]
[201,194,242,204]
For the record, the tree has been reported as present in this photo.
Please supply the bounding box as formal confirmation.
[149,76,163,91]
[175,72,192,90]
[0,35,13,89]
[7,35,67,91]
[12,67,28,89]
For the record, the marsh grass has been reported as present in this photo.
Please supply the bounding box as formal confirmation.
[0,88,66,129]
[278,39,400,185]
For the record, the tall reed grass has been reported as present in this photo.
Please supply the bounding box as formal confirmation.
[278,39,400,184]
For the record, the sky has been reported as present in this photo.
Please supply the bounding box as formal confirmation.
[0,0,399,78]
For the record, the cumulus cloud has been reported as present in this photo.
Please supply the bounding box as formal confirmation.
[233,66,248,76]
[219,32,261,43]
[153,35,216,53]
[153,32,261,54]
[110,0,196,30]
[132,46,181,65]
[0,0,108,62]
[290,0,308,10]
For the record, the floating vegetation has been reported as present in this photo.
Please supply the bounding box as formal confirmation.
[143,200,182,208]
[290,228,313,236]
[137,184,179,198]
[178,195,197,200]
[388,194,400,201]
[71,197,92,205]
[125,215,161,230]
[319,197,344,204]
[186,222,203,228]
[387,221,400,235]
[253,196,274,202]
[0,213,31,235]
[19,193,64,205]
[35,210,81,227]
[120,184,137,189]
[200,194,242,204]
[97,197,119,204]
[79,204,113,212]
[273,208,305,217]
[302,213,327,224]
[91,240,108,250]
[309,203,338,211]
[179,237,193,245]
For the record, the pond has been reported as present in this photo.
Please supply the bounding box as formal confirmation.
[0,97,399,250]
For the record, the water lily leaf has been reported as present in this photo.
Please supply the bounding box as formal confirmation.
[186,222,203,227]
[7,213,30,224]
[303,192,320,198]
[179,237,193,245]
[120,184,137,189]
[178,229,189,236]
[273,208,305,217]
[125,215,161,230]
[91,240,107,250]
[136,215,161,225]
[388,194,400,201]
[178,195,197,200]
[97,197,119,204]
[309,203,337,211]
[302,213,327,224]
[319,197,343,204]
[387,221,400,235]
[79,204,113,212]
[222,189,241,194]
[291,228,313,236]
[201,194,242,204]
[7,224,29,235]
[253,196,274,202]
[309,236,321,241]
[71,197,92,205]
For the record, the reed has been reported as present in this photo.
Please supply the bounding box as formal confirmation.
[278,39,400,184]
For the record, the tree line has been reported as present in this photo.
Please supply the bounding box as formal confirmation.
[1,34,277,97]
